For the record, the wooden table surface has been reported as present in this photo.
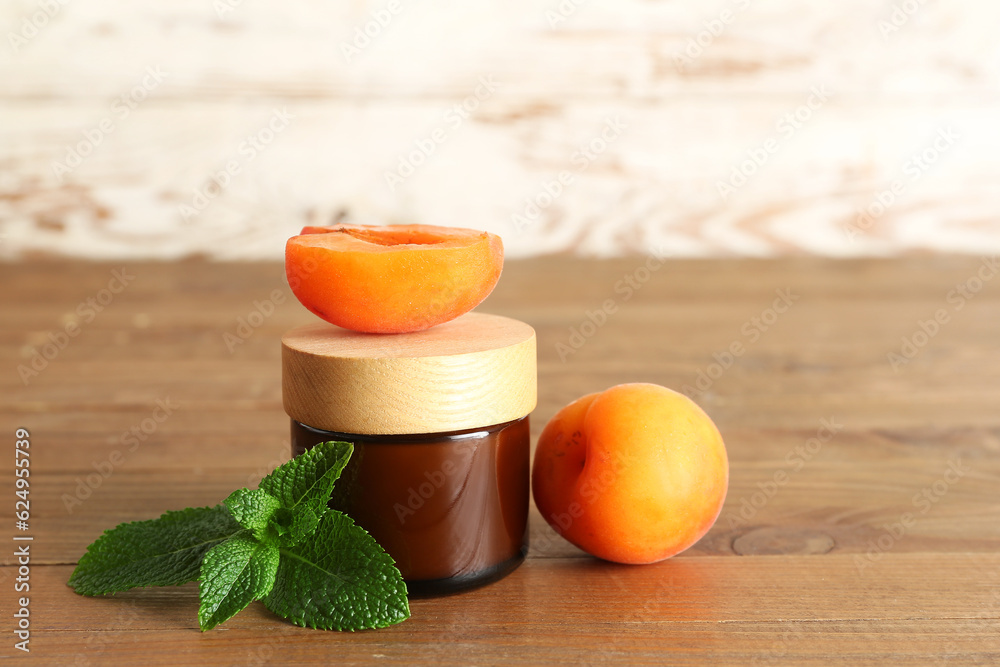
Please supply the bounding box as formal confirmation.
[3,256,999,665]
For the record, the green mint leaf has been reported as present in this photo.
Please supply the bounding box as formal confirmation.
[267,506,320,548]
[225,488,282,540]
[259,441,352,515]
[289,506,319,544]
[264,510,409,631]
[68,506,242,596]
[225,489,318,548]
[199,534,280,631]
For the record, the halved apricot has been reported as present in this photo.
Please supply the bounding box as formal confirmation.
[285,224,504,333]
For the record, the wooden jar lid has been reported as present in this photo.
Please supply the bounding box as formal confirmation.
[282,312,537,435]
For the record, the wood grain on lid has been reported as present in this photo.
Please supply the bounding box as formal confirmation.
[282,312,537,435]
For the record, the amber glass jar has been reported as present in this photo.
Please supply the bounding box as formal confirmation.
[282,313,536,596]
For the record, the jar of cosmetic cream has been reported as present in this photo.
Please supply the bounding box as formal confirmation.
[282,312,536,596]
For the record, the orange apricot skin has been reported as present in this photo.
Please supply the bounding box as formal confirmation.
[285,224,503,334]
[532,383,729,564]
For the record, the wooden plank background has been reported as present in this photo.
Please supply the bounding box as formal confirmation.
[2,1,1000,259]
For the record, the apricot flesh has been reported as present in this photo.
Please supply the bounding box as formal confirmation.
[285,224,503,334]
[532,383,728,564]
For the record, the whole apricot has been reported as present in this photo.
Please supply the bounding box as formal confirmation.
[285,224,503,334]
[532,383,728,564]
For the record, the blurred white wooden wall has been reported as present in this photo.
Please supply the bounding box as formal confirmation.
[1,0,999,259]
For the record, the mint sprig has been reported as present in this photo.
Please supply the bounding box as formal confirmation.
[258,438,352,512]
[265,511,409,630]
[199,534,280,631]
[224,488,281,541]
[67,506,243,595]
[68,441,410,632]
